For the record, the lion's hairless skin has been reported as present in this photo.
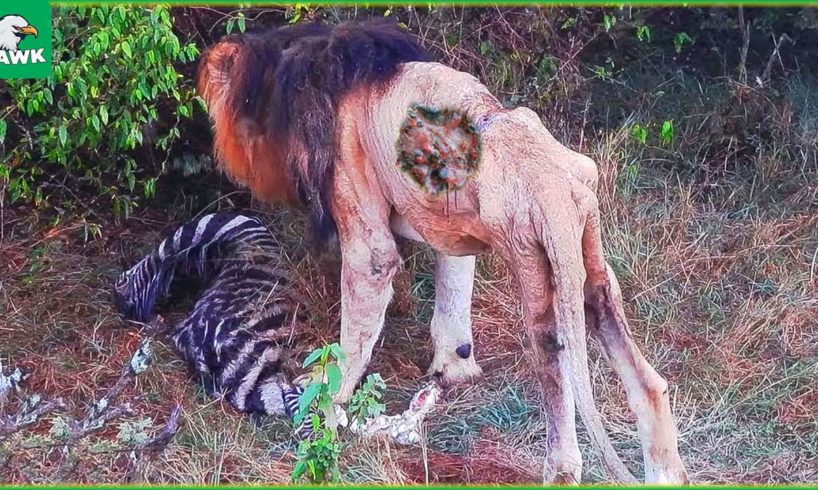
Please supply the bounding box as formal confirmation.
[328,62,688,484]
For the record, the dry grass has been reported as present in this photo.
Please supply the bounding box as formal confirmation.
[2,134,815,482]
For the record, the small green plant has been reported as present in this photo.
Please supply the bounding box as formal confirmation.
[48,416,72,440]
[631,124,649,145]
[347,373,387,424]
[636,25,652,42]
[561,16,577,30]
[291,347,390,484]
[287,3,314,24]
[603,14,617,32]
[291,343,345,483]
[116,418,153,445]
[592,64,614,81]
[661,120,675,145]
[673,32,693,53]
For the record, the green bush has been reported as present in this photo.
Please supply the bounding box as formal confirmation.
[0,6,201,218]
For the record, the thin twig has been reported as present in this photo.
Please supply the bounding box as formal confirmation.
[0,397,66,441]
[737,7,750,86]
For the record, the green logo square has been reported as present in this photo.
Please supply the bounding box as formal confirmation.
[0,0,52,79]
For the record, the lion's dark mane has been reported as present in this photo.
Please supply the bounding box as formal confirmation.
[198,19,431,250]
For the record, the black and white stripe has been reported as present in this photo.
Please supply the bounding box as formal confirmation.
[114,212,307,423]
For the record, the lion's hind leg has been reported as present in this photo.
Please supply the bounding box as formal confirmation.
[390,215,483,385]
[582,210,689,484]
[512,248,583,483]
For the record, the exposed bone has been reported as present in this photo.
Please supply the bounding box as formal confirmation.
[340,382,440,445]
[0,360,26,409]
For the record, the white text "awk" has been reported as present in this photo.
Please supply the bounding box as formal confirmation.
[0,49,47,65]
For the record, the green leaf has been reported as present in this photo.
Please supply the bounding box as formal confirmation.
[302,347,324,369]
[661,120,674,145]
[99,106,109,125]
[91,114,101,132]
[59,126,68,147]
[673,32,693,54]
[143,177,156,198]
[561,17,577,30]
[325,363,342,394]
[296,383,321,421]
[327,343,346,362]
[631,124,648,145]
[603,14,616,32]
[309,413,321,432]
[636,25,651,43]
[292,461,308,481]
[0,120,6,144]
[121,41,132,59]
[99,31,109,50]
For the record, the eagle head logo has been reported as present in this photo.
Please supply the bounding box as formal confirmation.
[0,14,39,52]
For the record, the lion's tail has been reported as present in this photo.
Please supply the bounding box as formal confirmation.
[539,204,638,483]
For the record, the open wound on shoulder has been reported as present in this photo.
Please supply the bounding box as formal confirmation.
[396,104,480,195]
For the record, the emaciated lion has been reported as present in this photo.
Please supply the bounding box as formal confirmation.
[196,18,689,484]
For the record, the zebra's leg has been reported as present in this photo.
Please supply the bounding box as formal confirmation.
[582,211,689,484]
[427,252,483,385]
[171,317,223,401]
[198,370,220,399]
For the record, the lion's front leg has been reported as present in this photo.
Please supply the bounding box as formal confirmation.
[427,252,483,385]
[334,225,401,403]
[331,139,402,403]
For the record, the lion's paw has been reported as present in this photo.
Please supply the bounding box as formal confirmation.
[427,348,483,386]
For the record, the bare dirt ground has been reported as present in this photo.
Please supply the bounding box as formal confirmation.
[1,135,817,483]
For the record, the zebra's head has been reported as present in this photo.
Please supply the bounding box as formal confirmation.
[112,271,132,315]
[113,256,168,322]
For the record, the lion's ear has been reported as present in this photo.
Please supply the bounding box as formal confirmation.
[197,40,245,118]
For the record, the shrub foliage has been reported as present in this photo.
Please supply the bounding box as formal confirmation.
[0,6,200,217]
